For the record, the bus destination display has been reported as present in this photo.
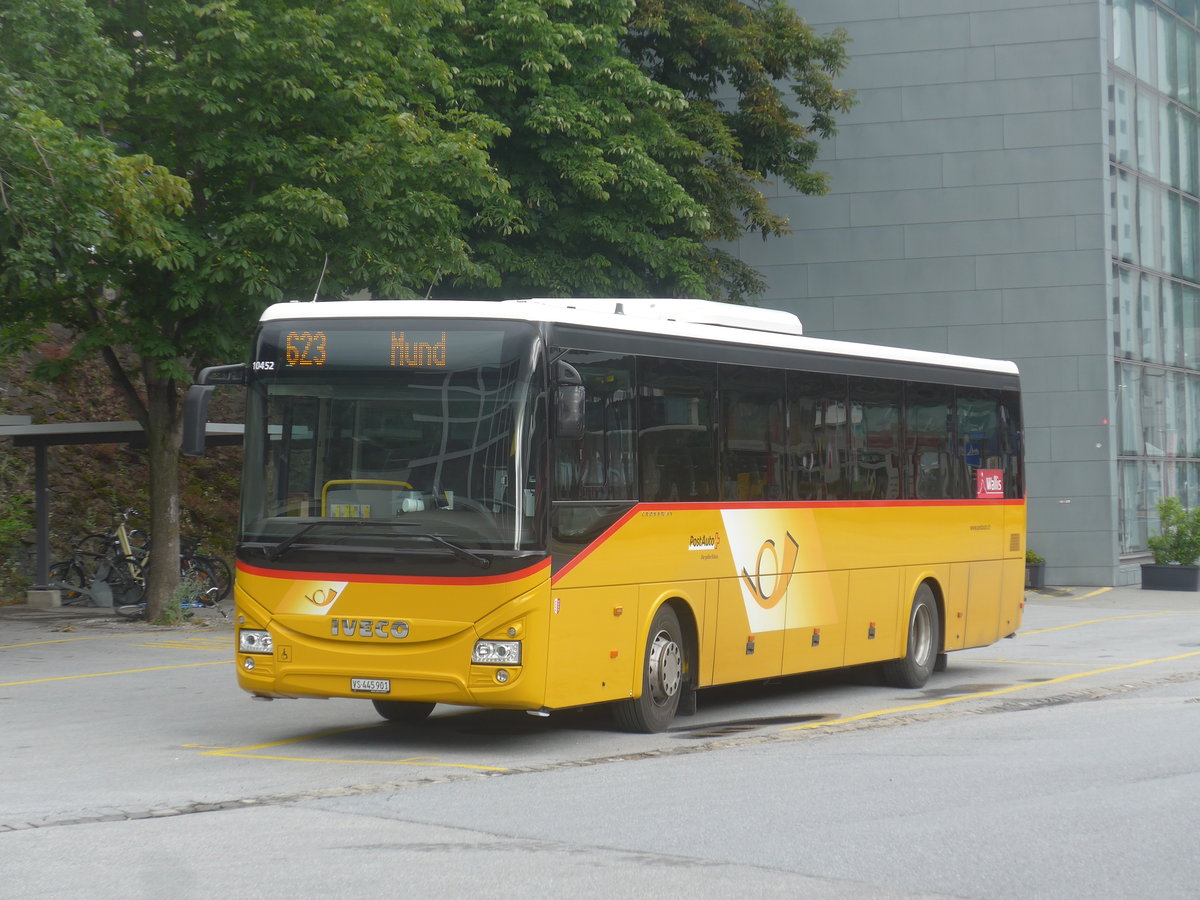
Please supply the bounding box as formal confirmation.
[252,321,527,374]
[283,330,447,368]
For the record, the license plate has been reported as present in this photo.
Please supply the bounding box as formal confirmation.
[351,678,390,694]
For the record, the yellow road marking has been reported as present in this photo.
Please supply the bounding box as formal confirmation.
[0,634,140,650]
[970,657,1096,668]
[1,632,233,651]
[0,659,232,687]
[133,638,230,651]
[198,723,509,772]
[1020,609,1195,636]
[1072,587,1114,601]
[785,649,1200,732]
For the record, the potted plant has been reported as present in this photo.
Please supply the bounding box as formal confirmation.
[1025,548,1046,589]
[1142,497,1200,591]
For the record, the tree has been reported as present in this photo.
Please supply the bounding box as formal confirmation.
[1,0,508,619]
[624,0,854,298]
[441,0,853,300]
[437,0,713,298]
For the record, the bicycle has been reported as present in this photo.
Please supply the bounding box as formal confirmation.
[180,536,233,602]
[48,509,227,612]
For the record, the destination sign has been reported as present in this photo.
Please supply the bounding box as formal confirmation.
[252,319,533,375]
[282,330,447,368]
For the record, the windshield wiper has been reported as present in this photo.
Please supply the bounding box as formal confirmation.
[260,520,489,568]
[422,533,491,569]
[264,519,417,560]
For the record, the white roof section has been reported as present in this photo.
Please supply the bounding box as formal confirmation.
[260,297,1018,376]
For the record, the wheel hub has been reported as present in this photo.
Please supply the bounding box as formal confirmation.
[912,602,933,666]
[647,631,682,705]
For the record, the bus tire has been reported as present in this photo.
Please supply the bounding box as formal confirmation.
[882,582,939,689]
[372,699,435,724]
[613,604,684,733]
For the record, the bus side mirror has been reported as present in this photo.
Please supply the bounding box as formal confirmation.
[181,363,247,457]
[553,361,585,441]
[182,384,214,457]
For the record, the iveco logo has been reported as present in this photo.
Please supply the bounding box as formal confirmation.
[330,618,410,639]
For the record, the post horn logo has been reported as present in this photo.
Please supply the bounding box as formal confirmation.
[306,588,338,607]
[740,532,799,610]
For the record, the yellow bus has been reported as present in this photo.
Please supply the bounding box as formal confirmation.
[184,298,1024,732]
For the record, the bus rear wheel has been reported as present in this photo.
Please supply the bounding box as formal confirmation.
[372,699,435,724]
[882,583,939,689]
[613,604,684,733]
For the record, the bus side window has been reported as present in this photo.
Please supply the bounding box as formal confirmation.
[1000,389,1024,498]
[639,359,718,502]
[956,387,1004,499]
[719,365,785,501]
[849,377,902,500]
[787,371,849,500]
[905,382,956,500]
[552,351,636,501]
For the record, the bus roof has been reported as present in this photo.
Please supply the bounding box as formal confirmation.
[260,298,1019,378]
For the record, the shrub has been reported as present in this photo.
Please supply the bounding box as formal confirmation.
[1147,497,1200,565]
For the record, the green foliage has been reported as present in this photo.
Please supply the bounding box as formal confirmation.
[153,579,190,626]
[1147,497,1200,566]
[0,0,512,615]
[1025,548,1044,566]
[441,0,854,300]
[622,0,854,298]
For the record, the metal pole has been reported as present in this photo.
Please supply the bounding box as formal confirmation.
[35,444,49,587]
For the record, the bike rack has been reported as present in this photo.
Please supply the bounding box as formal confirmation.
[45,577,114,608]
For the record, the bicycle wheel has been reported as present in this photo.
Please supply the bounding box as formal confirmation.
[193,554,232,601]
[48,560,87,604]
[106,561,145,608]
[179,557,222,606]
[74,533,117,583]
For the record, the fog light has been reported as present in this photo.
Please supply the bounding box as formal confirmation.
[472,640,521,665]
[239,629,273,654]
[495,669,509,683]
[242,657,255,671]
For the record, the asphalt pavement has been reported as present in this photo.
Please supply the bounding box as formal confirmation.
[2,579,1197,898]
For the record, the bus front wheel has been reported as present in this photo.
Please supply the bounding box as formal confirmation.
[613,604,685,733]
[882,583,939,689]
[372,699,435,724]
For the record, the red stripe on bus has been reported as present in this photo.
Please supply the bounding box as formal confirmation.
[236,557,551,586]
[550,506,644,585]
[631,498,1025,511]
[549,498,1025,584]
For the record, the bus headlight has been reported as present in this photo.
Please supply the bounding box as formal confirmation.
[239,630,274,654]
[472,640,521,665]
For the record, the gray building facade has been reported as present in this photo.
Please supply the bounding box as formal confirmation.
[734,0,1200,585]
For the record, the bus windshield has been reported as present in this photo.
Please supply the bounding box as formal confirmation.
[239,319,545,564]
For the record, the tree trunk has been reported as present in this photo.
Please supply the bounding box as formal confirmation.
[143,365,181,623]
[94,287,185,623]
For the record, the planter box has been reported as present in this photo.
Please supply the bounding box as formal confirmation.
[1141,563,1200,591]
[1025,562,1045,590]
